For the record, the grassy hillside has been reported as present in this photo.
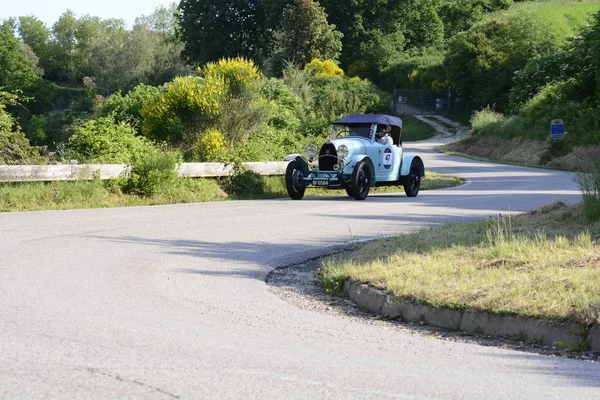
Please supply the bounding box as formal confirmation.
[482,0,600,41]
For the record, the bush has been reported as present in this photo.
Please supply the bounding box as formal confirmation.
[470,107,504,134]
[202,57,262,97]
[308,74,391,135]
[122,148,180,196]
[0,91,46,165]
[141,58,264,149]
[378,48,446,90]
[184,128,227,162]
[304,59,343,78]
[578,164,600,222]
[509,50,568,112]
[66,116,155,163]
[140,76,223,145]
[223,169,267,198]
[100,84,163,131]
[445,14,557,110]
[25,115,47,146]
[231,126,304,162]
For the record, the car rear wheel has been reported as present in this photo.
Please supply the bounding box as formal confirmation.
[350,160,371,200]
[404,161,421,197]
[286,161,306,200]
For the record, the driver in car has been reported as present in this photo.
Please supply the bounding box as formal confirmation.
[376,124,393,145]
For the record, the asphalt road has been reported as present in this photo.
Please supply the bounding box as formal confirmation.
[1,140,598,399]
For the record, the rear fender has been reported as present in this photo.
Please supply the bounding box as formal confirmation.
[400,155,425,177]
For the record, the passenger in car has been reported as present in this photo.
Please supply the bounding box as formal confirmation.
[376,124,393,145]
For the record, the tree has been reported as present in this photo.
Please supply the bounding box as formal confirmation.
[136,2,180,37]
[46,10,78,82]
[17,16,50,66]
[177,0,268,65]
[438,0,513,38]
[317,0,444,80]
[444,14,557,110]
[268,0,342,74]
[0,90,45,165]
[135,3,190,86]
[0,23,41,92]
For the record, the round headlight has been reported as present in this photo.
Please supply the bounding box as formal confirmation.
[337,144,349,159]
[305,144,318,159]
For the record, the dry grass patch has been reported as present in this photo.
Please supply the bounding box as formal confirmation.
[319,203,600,324]
[442,136,550,167]
[546,145,600,172]
[441,135,600,172]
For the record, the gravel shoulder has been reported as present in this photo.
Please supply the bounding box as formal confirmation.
[267,256,599,362]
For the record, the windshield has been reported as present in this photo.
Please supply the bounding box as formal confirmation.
[330,123,373,139]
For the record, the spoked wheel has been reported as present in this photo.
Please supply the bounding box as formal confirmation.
[404,161,421,197]
[350,160,371,200]
[285,161,306,200]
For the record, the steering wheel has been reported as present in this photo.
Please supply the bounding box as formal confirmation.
[333,130,350,138]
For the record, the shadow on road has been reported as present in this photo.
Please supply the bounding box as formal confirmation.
[482,351,600,389]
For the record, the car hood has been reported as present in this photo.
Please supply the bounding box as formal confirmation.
[330,137,370,154]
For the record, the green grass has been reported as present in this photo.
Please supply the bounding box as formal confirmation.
[435,109,474,128]
[318,202,600,324]
[422,115,460,135]
[0,171,461,212]
[400,114,437,141]
[483,0,600,42]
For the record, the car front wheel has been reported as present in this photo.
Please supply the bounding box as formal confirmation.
[350,160,371,200]
[285,161,306,200]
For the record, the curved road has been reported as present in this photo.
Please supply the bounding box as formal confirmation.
[1,140,598,399]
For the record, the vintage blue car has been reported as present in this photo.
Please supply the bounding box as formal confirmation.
[284,114,424,200]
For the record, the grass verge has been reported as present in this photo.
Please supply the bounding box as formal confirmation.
[318,202,600,325]
[422,115,460,135]
[0,171,461,213]
[400,114,437,141]
[439,135,600,172]
[436,109,473,127]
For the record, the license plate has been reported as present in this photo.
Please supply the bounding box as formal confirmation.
[313,179,329,186]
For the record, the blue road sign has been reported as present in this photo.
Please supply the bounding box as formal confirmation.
[551,119,565,140]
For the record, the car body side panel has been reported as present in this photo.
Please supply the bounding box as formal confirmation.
[374,145,403,181]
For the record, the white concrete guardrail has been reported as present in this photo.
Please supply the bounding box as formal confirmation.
[0,162,289,182]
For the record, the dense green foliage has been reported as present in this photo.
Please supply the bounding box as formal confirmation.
[3,0,600,178]
[178,0,268,65]
[15,6,188,90]
[444,14,557,111]
[268,0,343,74]
[0,90,45,164]
[65,116,156,163]
[470,10,600,153]
[0,23,42,94]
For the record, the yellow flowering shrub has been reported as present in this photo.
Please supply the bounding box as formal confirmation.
[304,59,344,78]
[202,57,262,96]
[187,128,227,161]
[140,76,224,144]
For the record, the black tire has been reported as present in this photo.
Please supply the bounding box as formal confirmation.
[344,187,353,197]
[350,160,371,200]
[285,161,306,200]
[404,161,421,197]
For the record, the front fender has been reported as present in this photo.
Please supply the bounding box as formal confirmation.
[343,155,376,181]
[285,155,310,176]
[400,155,425,177]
